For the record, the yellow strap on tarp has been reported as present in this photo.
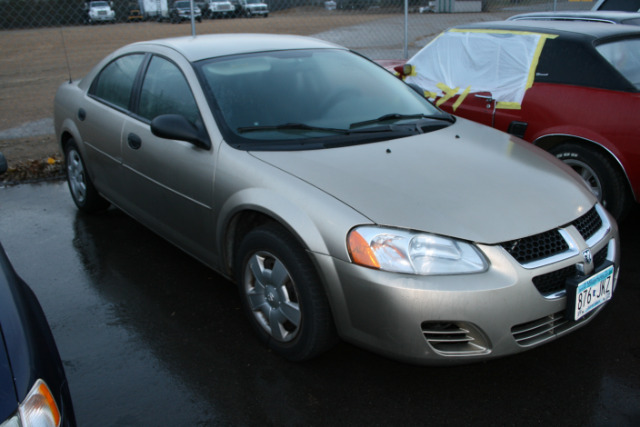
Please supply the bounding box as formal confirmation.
[452,86,471,111]
[435,83,460,107]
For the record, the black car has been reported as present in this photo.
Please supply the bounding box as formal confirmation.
[508,10,640,25]
[0,155,76,426]
[593,0,640,11]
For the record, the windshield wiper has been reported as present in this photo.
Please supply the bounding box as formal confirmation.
[349,113,454,129]
[237,122,416,137]
[237,123,350,134]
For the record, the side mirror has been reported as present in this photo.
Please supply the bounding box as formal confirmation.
[0,152,7,175]
[151,114,211,150]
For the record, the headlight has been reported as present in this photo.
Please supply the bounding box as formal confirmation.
[348,226,488,275]
[1,380,61,427]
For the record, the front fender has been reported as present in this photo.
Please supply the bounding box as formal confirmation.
[216,182,369,264]
[213,146,371,266]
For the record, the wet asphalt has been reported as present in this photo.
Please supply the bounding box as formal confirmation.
[0,181,638,426]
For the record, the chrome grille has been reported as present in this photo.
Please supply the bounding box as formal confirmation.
[500,229,569,265]
[572,206,602,241]
[531,246,609,297]
[532,265,576,295]
[500,205,606,267]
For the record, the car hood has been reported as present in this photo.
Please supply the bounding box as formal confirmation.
[250,118,595,244]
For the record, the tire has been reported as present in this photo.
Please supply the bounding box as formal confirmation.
[64,139,110,213]
[235,223,337,361]
[549,142,630,221]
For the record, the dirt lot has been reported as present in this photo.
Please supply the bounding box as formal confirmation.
[0,9,391,181]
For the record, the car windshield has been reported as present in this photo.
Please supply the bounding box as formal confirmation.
[596,37,640,90]
[91,1,108,6]
[175,1,190,7]
[195,49,448,149]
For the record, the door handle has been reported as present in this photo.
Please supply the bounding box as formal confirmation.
[474,94,494,101]
[127,133,142,150]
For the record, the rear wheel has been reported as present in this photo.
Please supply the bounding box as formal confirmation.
[550,142,630,221]
[64,139,110,213]
[235,223,337,361]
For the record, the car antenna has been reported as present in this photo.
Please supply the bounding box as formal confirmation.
[59,27,73,83]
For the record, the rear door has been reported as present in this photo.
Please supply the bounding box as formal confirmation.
[82,53,146,200]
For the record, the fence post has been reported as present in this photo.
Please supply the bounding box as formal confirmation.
[190,0,196,36]
[404,0,408,59]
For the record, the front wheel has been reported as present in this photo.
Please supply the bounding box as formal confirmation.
[64,139,110,213]
[234,224,337,361]
[550,142,630,221]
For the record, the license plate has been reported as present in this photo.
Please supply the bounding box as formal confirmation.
[571,265,614,321]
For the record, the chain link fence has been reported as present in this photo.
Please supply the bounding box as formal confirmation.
[0,0,595,136]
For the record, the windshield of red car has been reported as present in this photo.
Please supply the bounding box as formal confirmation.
[195,49,447,148]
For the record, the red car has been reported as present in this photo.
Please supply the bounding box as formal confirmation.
[392,21,640,220]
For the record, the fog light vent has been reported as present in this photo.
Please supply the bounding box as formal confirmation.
[421,321,490,355]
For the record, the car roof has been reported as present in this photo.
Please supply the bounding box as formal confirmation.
[508,10,640,25]
[454,19,640,41]
[129,33,346,62]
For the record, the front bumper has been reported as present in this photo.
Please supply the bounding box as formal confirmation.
[319,205,619,364]
[246,6,268,14]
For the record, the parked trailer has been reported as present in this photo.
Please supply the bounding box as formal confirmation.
[139,0,169,20]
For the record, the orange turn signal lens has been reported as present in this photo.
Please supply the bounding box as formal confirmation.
[348,230,380,269]
[20,379,61,427]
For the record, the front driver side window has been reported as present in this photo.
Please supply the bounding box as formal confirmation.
[138,56,202,128]
[90,54,144,110]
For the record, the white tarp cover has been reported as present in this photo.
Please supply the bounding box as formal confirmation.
[405,29,555,110]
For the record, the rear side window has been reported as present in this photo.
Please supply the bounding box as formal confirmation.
[535,38,635,91]
[90,54,144,109]
[596,38,640,90]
